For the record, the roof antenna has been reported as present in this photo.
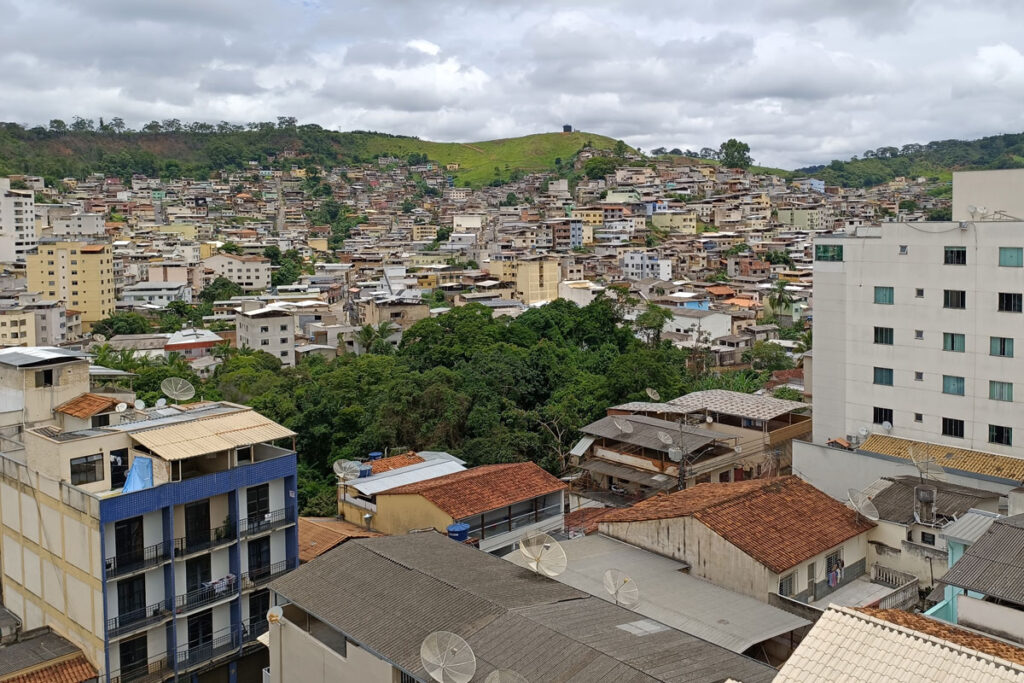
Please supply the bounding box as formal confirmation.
[420,631,476,683]
[519,532,567,577]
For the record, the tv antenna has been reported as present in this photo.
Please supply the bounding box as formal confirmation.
[420,631,476,683]
[160,377,196,402]
[645,387,661,401]
[519,532,567,577]
[908,446,947,482]
[612,418,633,434]
[603,568,640,607]
[485,670,529,683]
[847,488,880,522]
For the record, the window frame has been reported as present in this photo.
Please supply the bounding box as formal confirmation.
[873,326,894,345]
[942,417,965,438]
[872,407,893,425]
[942,375,965,396]
[999,247,1023,268]
[989,380,1013,402]
[943,246,967,265]
[921,532,936,546]
[873,286,894,305]
[989,424,1012,446]
[778,572,795,597]
[998,292,1023,313]
[942,332,965,352]
[943,289,966,309]
[990,336,1014,358]
[873,367,894,386]
[70,453,104,485]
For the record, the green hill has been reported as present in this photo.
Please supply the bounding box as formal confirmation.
[0,122,625,186]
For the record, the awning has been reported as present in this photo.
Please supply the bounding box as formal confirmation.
[570,436,595,458]
[130,409,295,461]
[581,459,677,490]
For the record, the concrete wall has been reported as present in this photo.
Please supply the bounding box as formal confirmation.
[958,594,1024,644]
[268,612,395,683]
[867,520,947,589]
[952,169,1024,222]
[372,495,453,536]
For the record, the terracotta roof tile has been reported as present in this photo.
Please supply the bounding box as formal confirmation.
[564,507,614,534]
[55,393,121,419]
[860,434,1024,482]
[370,451,424,474]
[4,654,97,683]
[383,462,567,519]
[599,476,875,573]
[856,608,1024,667]
[298,517,381,563]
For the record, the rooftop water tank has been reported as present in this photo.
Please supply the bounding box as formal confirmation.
[368,451,383,461]
[358,464,373,478]
[447,522,470,542]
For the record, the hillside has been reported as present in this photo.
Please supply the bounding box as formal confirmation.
[0,122,625,186]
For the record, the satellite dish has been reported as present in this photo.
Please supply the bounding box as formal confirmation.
[266,606,283,624]
[485,670,529,683]
[420,631,476,683]
[333,459,362,480]
[656,431,674,445]
[91,333,107,343]
[155,398,167,408]
[967,204,977,217]
[847,488,880,521]
[705,415,713,423]
[133,399,146,411]
[603,568,640,607]
[645,387,661,401]
[519,532,567,577]
[161,376,196,402]
[667,447,684,463]
[881,421,893,433]
[612,418,634,434]
[115,402,128,413]
[858,426,869,437]
[733,445,743,454]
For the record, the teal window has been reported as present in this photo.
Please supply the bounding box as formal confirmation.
[943,290,966,309]
[942,375,965,396]
[874,286,894,305]
[989,425,1012,445]
[814,244,843,262]
[942,333,965,352]
[873,367,894,386]
[999,247,1023,267]
[873,327,894,345]
[989,381,1013,402]
[990,336,1014,357]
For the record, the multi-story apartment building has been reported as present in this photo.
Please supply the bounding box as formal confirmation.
[0,346,299,682]
[53,212,107,237]
[236,304,295,367]
[621,250,672,281]
[487,256,560,305]
[0,178,37,262]
[202,253,272,292]
[27,240,115,331]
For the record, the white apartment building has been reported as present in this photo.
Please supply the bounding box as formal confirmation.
[621,250,672,281]
[53,212,106,237]
[237,304,295,366]
[0,178,37,262]
[812,221,1024,458]
[202,253,272,292]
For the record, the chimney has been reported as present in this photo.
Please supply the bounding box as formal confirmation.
[1009,486,1024,517]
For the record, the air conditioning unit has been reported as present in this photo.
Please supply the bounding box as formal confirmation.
[846,434,861,446]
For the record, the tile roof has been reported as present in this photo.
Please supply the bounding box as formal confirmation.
[859,434,1024,482]
[382,462,567,519]
[599,476,875,573]
[775,606,1024,682]
[55,393,121,418]
[864,476,999,525]
[0,628,97,682]
[563,507,614,534]
[666,389,807,421]
[298,517,381,563]
[369,451,423,474]
[2,654,98,683]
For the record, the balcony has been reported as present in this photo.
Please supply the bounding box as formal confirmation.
[109,654,173,683]
[244,619,269,643]
[176,627,241,672]
[105,541,172,579]
[174,521,236,557]
[107,598,173,638]
[242,558,297,591]
[240,508,294,537]
[175,575,237,615]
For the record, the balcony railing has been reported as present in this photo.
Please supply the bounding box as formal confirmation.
[240,508,293,537]
[263,667,271,683]
[175,575,237,614]
[109,654,173,683]
[463,502,563,540]
[242,558,297,590]
[107,598,173,637]
[106,541,172,579]
[174,521,236,556]
[176,627,241,671]
[244,618,269,643]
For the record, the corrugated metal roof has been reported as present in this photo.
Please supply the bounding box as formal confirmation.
[581,460,677,490]
[936,515,1024,604]
[570,435,596,457]
[863,476,999,525]
[130,409,295,460]
[941,509,1002,546]
[666,390,807,421]
[0,346,90,368]
[350,460,466,495]
[581,415,721,454]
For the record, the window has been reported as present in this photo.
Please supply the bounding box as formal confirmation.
[921,532,936,546]
[279,338,288,344]
[942,375,965,396]
[999,247,1023,267]
[260,339,269,346]
[998,292,1023,312]
[942,417,965,438]
[34,369,53,388]
[914,371,924,381]
[280,351,288,357]
[989,424,1012,446]
[259,326,269,333]
[826,549,843,573]
[914,412,923,422]
[778,572,795,597]
[943,290,966,309]
[873,286,894,305]
[914,330,924,340]
[873,407,893,425]
[899,245,909,255]
[943,333,965,352]
[944,246,967,265]
[991,336,1014,357]
[915,288,924,298]
[873,367,893,386]
[990,381,1013,402]
[814,244,843,261]
[280,324,288,331]
[70,453,103,485]
[873,327,894,345]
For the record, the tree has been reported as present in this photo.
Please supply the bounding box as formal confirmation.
[719,139,752,169]
[927,207,952,221]
[614,140,628,156]
[742,341,794,372]
[766,280,793,316]
[263,245,282,265]
[899,200,918,212]
[633,304,673,347]
[92,313,151,337]
[200,276,244,304]
[221,242,242,255]
[772,386,804,402]
[48,119,67,134]
[583,157,618,179]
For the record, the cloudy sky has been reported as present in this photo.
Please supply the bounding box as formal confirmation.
[3,1,1024,168]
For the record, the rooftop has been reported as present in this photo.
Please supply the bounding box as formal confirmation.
[599,476,875,573]
[0,346,90,368]
[0,628,98,682]
[942,508,1002,546]
[55,393,122,419]
[369,451,424,474]
[861,475,999,525]
[581,413,725,454]
[667,389,807,421]
[297,517,381,563]
[859,434,1024,482]
[936,513,1024,604]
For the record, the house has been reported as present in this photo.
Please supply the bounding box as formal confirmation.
[264,533,776,683]
[202,253,272,291]
[164,326,224,360]
[924,507,1002,623]
[0,625,99,682]
[121,281,192,306]
[296,517,380,564]
[236,303,295,366]
[335,450,465,523]
[374,462,567,554]
[598,477,881,607]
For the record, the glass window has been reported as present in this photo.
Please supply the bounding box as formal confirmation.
[943,290,966,309]
[921,532,936,546]
[873,327,894,345]
[778,573,795,597]
[914,371,924,381]
[914,413,923,422]
[915,288,924,298]
[814,244,843,262]
[942,375,965,396]
[873,367,893,386]
[942,417,965,438]
[944,246,967,265]
[991,337,1014,357]
[873,286,894,305]
[872,407,893,425]
[999,247,1023,267]
[943,333,965,352]
[915,330,924,340]
[70,453,103,485]
[989,381,1013,402]
[989,424,1012,445]
[998,292,1023,312]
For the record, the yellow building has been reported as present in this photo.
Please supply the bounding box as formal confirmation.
[0,309,36,347]
[27,241,114,331]
[411,224,438,241]
[651,210,698,234]
[571,207,604,226]
[156,223,198,240]
[488,257,560,305]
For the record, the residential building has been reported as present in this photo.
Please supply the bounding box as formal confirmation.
[924,507,1002,623]
[0,178,37,262]
[53,212,107,237]
[27,240,115,331]
[236,304,295,366]
[357,296,429,330]
[0,306,36,347]
[265,533,776,683]
[336,450,465,523]
[0,624,99,682]
[621,250,672,281]
[164,327,224,360]
[202,253,272,292]
[487,256,560,305]
[122,281,193,307]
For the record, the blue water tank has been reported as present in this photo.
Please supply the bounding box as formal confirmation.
[369,451,383,461]
[358,464,373,478]
[447,523,470,542]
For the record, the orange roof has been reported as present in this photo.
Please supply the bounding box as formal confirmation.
[370,451,424,474]
[599,476,874,573]
[79,245,106,253]
[564,507,614,534]
[298,517,381,563]
[4,654,97,683]
[55,393,120,419]
[722,297,757,308]
[857,608,1024,666]
[707,285,736,296]
[383,462,567,519]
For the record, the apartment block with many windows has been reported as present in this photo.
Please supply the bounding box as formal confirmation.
[27,240,115,331]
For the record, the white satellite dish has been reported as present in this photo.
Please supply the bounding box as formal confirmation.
[155,398,167,408]
[881,420,893,433]
[519,532,567,578]
[420,631,477,683]
[858,426,869,437]
[847,488,880,522]
[133,399,146,411]
[705,415,714,424]
[333,459,362,480]
[645,387,661,401]
[91,333,107,343]
[733,445,743,454]
[656,431,674,446]
[485,670,529,683]
[612,418,634,434]
[160,376,196,402]
[115,402,128,413]
[603,568,640,607]
[266,606,283,623]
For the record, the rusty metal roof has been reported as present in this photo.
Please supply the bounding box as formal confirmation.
[129,408,295,460]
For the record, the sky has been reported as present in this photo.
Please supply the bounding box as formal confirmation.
[3,1,1024,168]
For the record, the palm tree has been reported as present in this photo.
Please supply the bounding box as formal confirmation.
[355,325,377,353]
[766,280,794,317]
[212,341,236,362]
[795,328,813,353]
